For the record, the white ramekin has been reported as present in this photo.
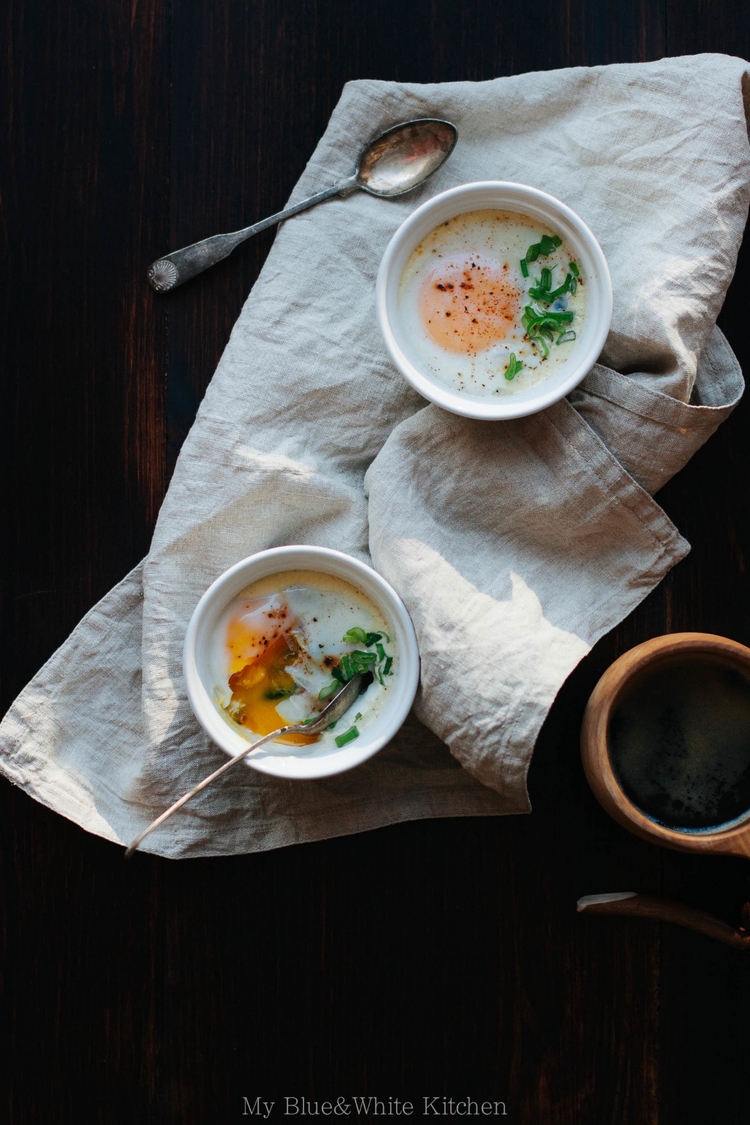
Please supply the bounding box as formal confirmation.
[183,546,420,780]
[376,181,613,421]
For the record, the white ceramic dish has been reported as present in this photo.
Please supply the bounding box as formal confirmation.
[183,546,420,779]
[376,181,612,421]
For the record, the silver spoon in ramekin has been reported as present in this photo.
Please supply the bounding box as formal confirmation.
[148,117,458,291]
[125,673,366,857]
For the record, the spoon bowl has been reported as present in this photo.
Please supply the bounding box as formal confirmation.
[356,119,457,197]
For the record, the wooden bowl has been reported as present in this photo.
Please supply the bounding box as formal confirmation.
[581,633,750,858]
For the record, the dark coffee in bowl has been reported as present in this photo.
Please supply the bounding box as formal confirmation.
[608,655,750,830]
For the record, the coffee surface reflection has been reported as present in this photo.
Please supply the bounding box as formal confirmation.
[609,656,750,830]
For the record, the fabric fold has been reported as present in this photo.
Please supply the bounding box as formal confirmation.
[1,54,749,856]
[569,326,744,495]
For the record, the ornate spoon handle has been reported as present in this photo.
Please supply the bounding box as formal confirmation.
[147,177,358,292]
[125,673,365,856]
[124,724,301,856]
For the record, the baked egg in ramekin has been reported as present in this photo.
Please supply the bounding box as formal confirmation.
[376,181,612,420]
[183,546,420,780]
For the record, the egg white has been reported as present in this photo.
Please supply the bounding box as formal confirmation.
[397,209,586,398]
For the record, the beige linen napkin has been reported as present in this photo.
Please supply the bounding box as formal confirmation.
[1,54,748,856]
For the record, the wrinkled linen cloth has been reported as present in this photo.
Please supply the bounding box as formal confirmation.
[2,54,749,857]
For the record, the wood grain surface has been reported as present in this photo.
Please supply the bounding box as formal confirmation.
[2,2,750,1122]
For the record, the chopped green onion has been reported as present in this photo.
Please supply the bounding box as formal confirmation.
[569,260,580,277]
[339,649,379,683]
[335,725,360,748]
[556,330,577,344]
[355,712,362,721]
[342,627,386,647]
[523,306,574,326]
[520,258,529,278]
[525,234,562,264]
[327,629,393,702]
[342,627,368,644]
[545,278,572,302]
[505,353,524,381]
[529,271,578,304]
[264,685,295,701]
[540,233,562,254]
[522,305,575,358]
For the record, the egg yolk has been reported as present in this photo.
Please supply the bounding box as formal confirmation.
[418,255,519,353]
[225,598,290,676]
[227,631,316,746]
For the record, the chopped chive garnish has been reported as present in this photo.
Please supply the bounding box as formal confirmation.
[324,626,393,712]
[546,278,573,301]
[522,305,574,358]
[523,306,574,327]
[342,627,386,646]
[520,236,578,355]
[342,627,368,644]
[335,725,360,748]
[355,712,362,721]
[525,233,562,265]
[529,270,578,304]
[505,353,524,381]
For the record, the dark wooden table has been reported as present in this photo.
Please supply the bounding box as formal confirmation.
[3,3,750,1122]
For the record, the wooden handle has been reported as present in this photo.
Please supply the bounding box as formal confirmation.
[577,892,750,951]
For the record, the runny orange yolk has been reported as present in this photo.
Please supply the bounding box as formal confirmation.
[227,631,316,746]
[225,601,288,676]
[418,255,519,353]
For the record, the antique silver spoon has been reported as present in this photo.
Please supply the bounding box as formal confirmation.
[147,118,458,291]
[125,673,366,857]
